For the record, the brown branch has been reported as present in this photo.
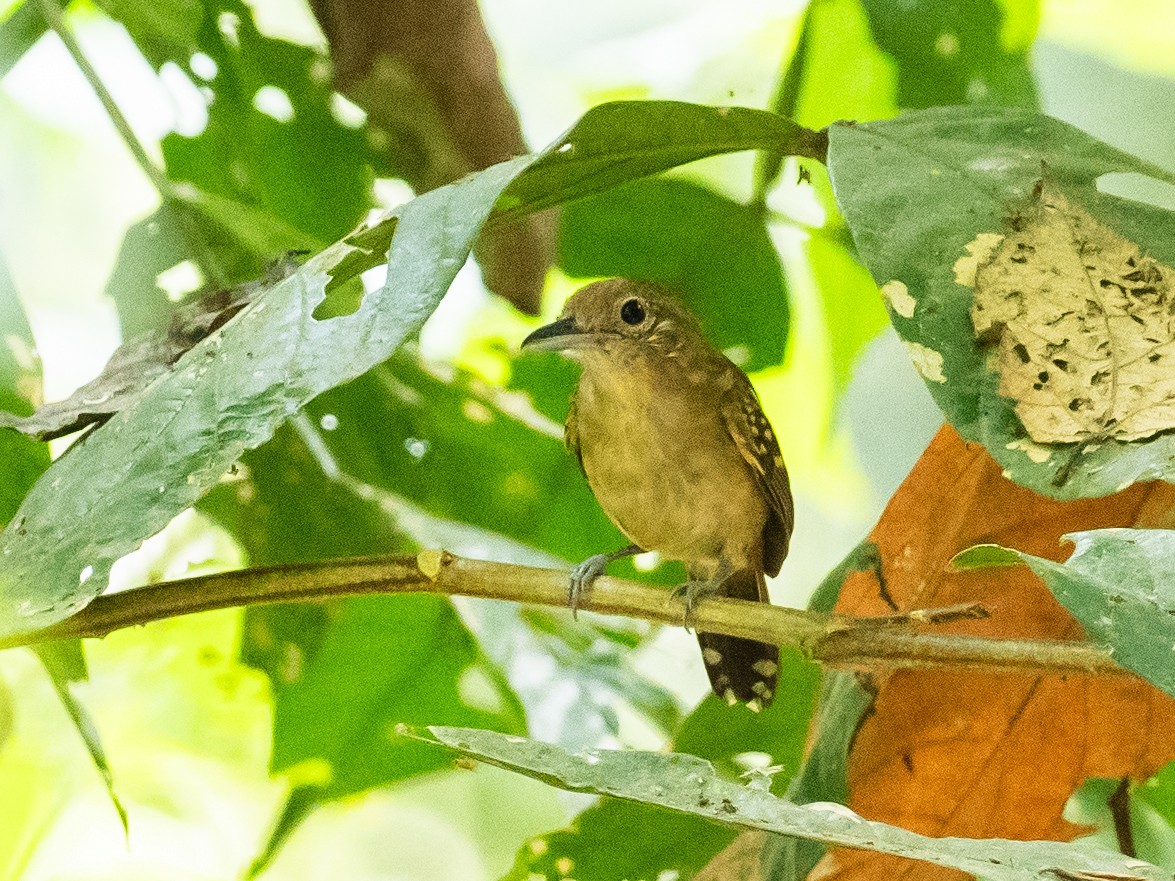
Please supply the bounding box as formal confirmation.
[0,551,1129,679]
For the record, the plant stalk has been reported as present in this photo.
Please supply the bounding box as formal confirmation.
[0,551,1127,680]
[37,0,173,199]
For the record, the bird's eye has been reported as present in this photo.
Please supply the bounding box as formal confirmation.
[620,298,646,325]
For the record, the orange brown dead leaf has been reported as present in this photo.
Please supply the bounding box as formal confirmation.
[809,424,1175,881]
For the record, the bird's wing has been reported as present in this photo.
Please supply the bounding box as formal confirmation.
[721,377,794,576]
[565,388,586,476]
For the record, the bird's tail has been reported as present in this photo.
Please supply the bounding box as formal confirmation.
[695,567,779,709]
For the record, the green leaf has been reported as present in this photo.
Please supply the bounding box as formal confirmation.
[299,355,614,563]
[499,801,735,881]
[0,0,45,79]
[1139,759,1175,832]
[106,201,214,338]
[0,247,47,524]
[501,650,821,881]
[103,0,368,334]
[558,177,789,371]
[791,0,898,130]
[950,543,1023,569]
[268,594,525,797]
[496,100,827,221]
[200,422,411,566]
[827,105,1175,498]
[33,640,128,834]
[860,0,1039,109]
[754,2,816,202]
[786,675,868,810]
[978,528,1175,698]
[0,156,529,638]
[96,0,201,68]
[1068,777,1175,873]
[423,726,1170,881]
[158,8,372,246]
[182,189,323,260]
[246,785,320,878]
[244,594,526,871]
[805,227,889,397]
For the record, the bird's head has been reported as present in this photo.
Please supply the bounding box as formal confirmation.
[521,279,707,363]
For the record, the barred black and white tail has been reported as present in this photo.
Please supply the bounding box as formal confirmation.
[695,567,779,709]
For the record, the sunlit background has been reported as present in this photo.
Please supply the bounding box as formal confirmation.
[1,0,1174,877]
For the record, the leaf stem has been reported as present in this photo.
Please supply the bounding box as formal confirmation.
[0,551,1129,679]
[37,0,172,199]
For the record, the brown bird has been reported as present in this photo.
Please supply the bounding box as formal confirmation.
[521,278,793,708]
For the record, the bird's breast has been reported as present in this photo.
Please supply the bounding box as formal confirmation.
[572,364,766,568]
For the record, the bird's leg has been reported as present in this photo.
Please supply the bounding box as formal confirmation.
[672,559,733,631]
[568,544,643,618]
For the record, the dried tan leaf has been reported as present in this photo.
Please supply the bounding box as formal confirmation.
[969,182,1175,444]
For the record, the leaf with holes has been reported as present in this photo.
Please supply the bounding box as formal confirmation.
[828,105,1175,497]
[968,181,1175,445]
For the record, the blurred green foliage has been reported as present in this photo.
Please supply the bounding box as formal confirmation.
[2,0,1175,879]
[0,251,46,525]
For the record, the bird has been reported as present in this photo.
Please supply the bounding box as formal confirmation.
[521,278,793,709]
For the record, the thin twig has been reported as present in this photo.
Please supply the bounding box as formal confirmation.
[37,0,172,198]
[40,0,240,288]
[0,551,1129,681]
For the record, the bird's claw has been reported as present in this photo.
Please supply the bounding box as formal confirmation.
[568,553,612,619]
[672,579,719,631]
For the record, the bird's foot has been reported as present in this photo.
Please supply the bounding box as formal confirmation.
[568,554,611,619]
[672,579,721,631]
[567,544,642,619]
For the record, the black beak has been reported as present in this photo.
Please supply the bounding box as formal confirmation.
[521,315,583,351]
